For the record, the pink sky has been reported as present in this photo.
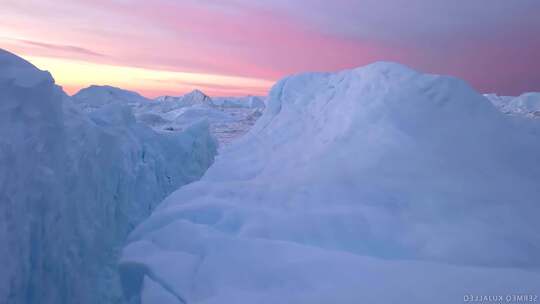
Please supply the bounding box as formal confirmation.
[1,0,539,97]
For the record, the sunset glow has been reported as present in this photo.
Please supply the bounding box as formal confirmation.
[23,55,274,97]
[2,0,540,97]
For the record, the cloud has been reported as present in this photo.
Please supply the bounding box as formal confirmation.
[16,39,106,57]
[3,0,540,95]
[225,0,540,42]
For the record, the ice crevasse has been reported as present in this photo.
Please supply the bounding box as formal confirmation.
[0,49,218,304]
[122,62,540,304]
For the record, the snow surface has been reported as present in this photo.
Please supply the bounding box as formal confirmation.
[0,49,217,304]
[122,62,540,304]
[485,92,540,118]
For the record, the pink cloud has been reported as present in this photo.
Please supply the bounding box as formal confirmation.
[2,0,539,96]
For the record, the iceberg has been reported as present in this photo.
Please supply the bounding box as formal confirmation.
[212,95,266,109]
[0,49,217,304]
[74,86,265,145]
[485,92,540,118]
[122,62,540,304]
[72,85,151,112]
[154,90,214,108]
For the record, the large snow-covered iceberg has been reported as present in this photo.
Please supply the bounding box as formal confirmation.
[122,62,540,303]
[0,49,217,304]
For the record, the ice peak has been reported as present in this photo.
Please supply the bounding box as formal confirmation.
[184,89,212,101]
[187,89,206,96]
[0,48,53,87]
[156,89,213,106]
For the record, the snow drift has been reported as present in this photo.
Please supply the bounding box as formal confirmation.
[0,49,217,304]
[122,62,540,303]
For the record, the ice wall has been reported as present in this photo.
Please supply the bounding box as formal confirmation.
[0,49,217,304]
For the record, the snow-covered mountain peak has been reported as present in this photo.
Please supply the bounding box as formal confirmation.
[0,48,53,87]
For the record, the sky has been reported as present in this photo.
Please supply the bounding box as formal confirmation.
[1,0,539,97]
